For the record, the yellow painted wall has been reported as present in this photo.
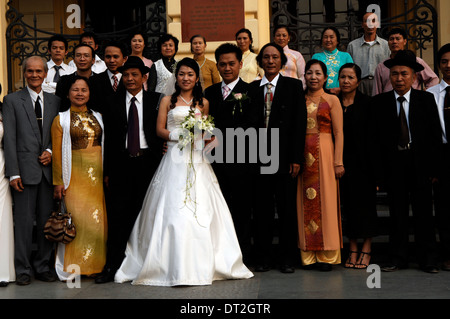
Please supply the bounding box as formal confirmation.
[438,0,450,47]
[166,0,270,62]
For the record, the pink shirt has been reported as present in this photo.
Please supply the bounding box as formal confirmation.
[372,57,439,95]
[281,46,306,89]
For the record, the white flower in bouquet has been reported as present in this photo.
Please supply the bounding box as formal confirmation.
[176,108,215,226]
[177,109,215,151]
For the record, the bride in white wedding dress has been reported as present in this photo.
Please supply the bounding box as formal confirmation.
[0,111,15,287]
[114,58,253,286]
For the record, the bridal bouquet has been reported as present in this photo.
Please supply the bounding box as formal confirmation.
[176,109,215,226]
[177,109,215,151]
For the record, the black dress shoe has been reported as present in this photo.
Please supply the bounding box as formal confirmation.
[302,263,317,270]
[422,265,439,274]
[254,264,271,272]
[35,271,56,282]
[381,263,407,272]
[0,281,9,287]
[317,263,332,272]
[280,264,295,273]
[16,273,31,286]
[95,269,115,284]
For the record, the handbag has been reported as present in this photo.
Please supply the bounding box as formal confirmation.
[43,197,76,244]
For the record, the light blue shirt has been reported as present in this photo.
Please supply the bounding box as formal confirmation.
[312,49,354,89]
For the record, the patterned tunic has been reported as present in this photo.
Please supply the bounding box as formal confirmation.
[52,107,107,276]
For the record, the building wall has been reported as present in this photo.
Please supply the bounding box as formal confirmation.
[1,0,448,100]
[166,0,270,62]
[438,0,450,47]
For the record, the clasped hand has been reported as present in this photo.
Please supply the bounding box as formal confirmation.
[39,150,52,166]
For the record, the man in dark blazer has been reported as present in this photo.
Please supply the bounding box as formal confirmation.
[204,43,254,263]
[427,43,450,271]
[2,56,60,285]
[374,50,442,273]
[89,41,128,114]
[95,56,163,283]
[247,42,307,273]
[55,43,96,111]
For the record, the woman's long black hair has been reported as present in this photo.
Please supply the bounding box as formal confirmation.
[170,57,204,109]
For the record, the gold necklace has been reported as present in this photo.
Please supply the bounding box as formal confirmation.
[324,49,339,60]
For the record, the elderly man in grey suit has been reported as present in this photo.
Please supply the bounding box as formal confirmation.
[3,56,60,285]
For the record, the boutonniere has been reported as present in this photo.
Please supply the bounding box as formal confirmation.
[230,92,250,116]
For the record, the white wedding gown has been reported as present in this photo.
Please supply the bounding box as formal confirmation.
[0,114,15,283]
[115,106,253,286]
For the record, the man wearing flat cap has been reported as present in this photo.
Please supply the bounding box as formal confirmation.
[373,50,443,273]
[96,56,163,283]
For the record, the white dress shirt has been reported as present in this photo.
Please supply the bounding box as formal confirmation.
[42,59,75,94]
[394,89,412,143]
[125,90,148,149]
[27,86,45,117]
[260,73,280,98]
[427,79,450,144]
[221,77,240,100]
[107,70,122,88]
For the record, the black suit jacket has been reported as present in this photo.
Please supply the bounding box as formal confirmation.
[102,89,163,178]
[248,74,307,174]
[205,78,252,130]
[89,70,125,114]
[373,89,443,180]
[205,79,253,167]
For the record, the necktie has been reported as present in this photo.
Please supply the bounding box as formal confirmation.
[222,85,230,100]
[53,65,62,82]
[444,86,450,142]
[112,74,118,92]
[265,83,273,128]
[35,96,43,139]
[127,97,140,156]
[397,96,409,148]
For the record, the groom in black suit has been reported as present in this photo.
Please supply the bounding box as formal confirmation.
[89,41,128,114]
[248,42,307,273]
[95,56,163,283]
[373,50,442,273]
[204,43,254,263]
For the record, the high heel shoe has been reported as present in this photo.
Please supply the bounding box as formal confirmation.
[355,251,371,269]
[344,251,358,268]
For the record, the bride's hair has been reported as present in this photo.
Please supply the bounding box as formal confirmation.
[170,57,204,109]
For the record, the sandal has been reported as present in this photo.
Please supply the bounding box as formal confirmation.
[355,251,371,269]
[344,251,358,268]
